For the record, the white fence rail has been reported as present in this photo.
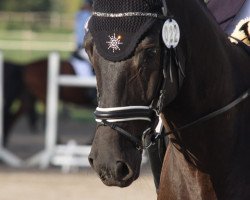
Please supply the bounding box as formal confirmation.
[0,51,96,170]
[0,40,74,52]
[26,52,96,170]
[0,12,74,29]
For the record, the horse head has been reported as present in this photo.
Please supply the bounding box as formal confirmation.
[85,0,183,187]
[85,0,250,198]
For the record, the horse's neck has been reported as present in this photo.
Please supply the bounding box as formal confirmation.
[163,0,250,196]
[167,0,246,120]
[158,141,217,200]
[171,0,231,76]
[165,0,250,155]
[169,0,225,39]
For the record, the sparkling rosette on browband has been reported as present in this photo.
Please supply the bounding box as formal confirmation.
[88,0,163,62]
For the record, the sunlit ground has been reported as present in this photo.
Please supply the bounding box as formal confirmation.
[0,105,156,200]
[0,167,156,200]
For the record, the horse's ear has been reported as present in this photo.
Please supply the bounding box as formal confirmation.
[84,32,94,63]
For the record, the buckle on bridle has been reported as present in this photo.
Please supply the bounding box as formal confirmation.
[142,128,158,149]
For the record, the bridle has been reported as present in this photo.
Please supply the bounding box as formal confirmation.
[93,0,250,151]
[94,0,184,151]
[94,26,185,151]
[95,106,157,150]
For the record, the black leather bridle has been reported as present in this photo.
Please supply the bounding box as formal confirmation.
[93,0,250,151]
[93,0,184,151]
[94,106,157,150]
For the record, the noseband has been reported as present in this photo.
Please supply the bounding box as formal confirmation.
[95,106,154,122]
[95,106,157,150]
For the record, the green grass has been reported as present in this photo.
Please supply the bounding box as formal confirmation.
[2,27,94,122]
[11,98,94,123]
[2,49,71,64]
[0,29,74,63]
[0,29,74,41]
[68,106,94,121]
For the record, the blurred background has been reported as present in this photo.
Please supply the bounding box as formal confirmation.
[0,0,156,199]
[0,0,78,62]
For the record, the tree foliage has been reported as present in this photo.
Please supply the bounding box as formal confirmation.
[0,0,82,13]
[53,0,82,13]
[0,0,52,12]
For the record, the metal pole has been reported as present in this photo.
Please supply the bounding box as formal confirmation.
[45,52,60,151]
[58,76,96,87]
[26,52,96,169]
[39,52,60,169]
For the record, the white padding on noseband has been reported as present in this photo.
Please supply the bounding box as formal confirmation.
[96,117,151,122]
[95,106,152,122]
[96,106,151,112]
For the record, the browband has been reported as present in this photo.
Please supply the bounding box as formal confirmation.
[92,12,165,19]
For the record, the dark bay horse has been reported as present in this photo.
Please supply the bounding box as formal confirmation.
[22,57,97,133]
[24,58,96,106]
[3,61,24,146]
[86,0,250,199]
[3,58,96,146]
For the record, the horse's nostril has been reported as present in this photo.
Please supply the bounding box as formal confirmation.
[116,161,133,181]
[88,157,94,168]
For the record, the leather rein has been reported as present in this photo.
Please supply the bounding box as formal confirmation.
[94,64,250,152]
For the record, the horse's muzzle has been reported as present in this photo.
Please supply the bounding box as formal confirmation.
[88,153,139,187]
[88,125,141,187]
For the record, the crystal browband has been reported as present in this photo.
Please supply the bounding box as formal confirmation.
[92,12,164,19]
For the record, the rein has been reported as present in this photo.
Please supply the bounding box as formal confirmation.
[95,87,250,150]
[94,45,250,152]
[164,88,250,136]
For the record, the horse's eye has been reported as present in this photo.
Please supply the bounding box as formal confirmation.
[145,48,158,57]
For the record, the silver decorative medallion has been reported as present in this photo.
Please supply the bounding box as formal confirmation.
[162,19,180,48]
[106,33,123,52]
